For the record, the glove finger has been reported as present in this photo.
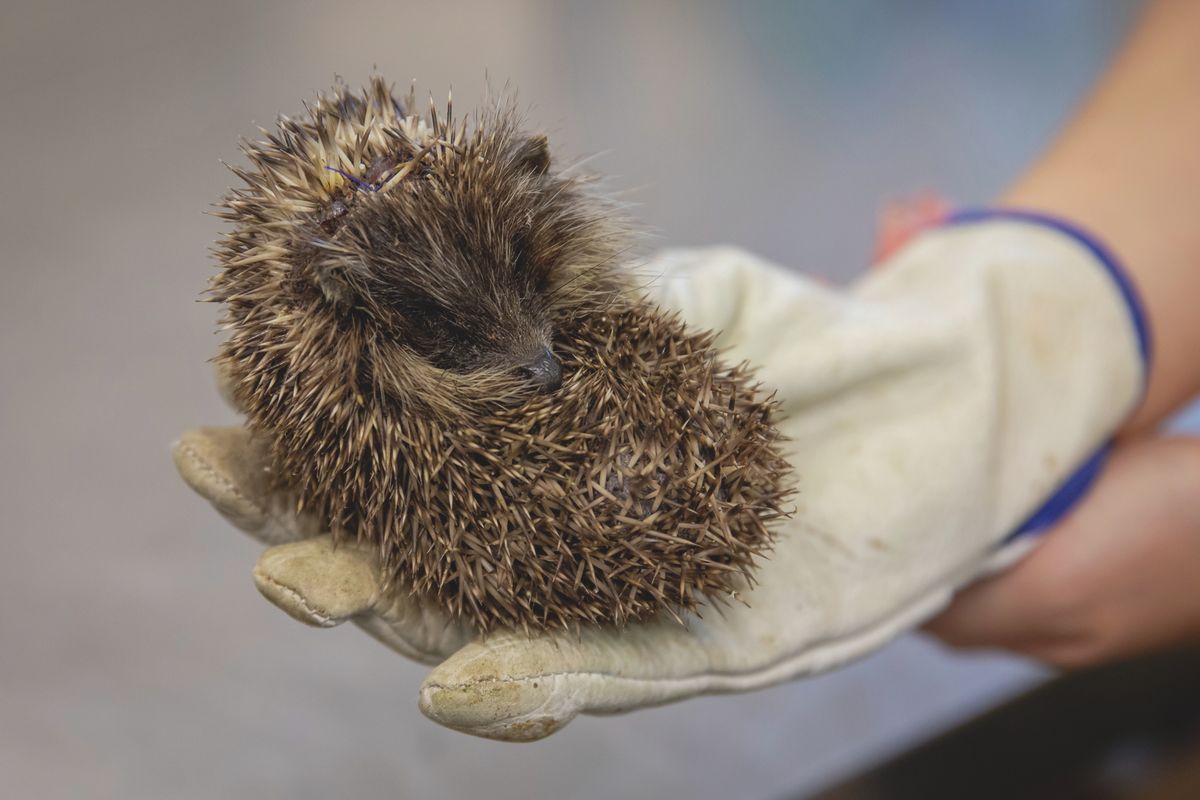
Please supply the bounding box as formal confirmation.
[418,582,948,743]
[254,535,379,627]
[256,535,475,662]
[417,528,906,743]
[173,426,321,545]
[418,621,713,742]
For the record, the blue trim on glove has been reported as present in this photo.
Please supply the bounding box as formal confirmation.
[941,208,1153,542]
[1006,445,1112,540]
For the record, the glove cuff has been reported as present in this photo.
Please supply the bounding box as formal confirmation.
[940,207,1152,541]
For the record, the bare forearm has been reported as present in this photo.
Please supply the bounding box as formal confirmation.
[1003,0,1200,433]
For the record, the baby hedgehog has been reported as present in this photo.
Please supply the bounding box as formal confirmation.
[212,77,790,632]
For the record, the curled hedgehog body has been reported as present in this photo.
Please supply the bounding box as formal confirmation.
[213,77,790,632]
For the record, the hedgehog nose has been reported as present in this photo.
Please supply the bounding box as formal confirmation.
[520,346,562,393]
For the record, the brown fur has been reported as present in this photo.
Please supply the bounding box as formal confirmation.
[212,77,790,632]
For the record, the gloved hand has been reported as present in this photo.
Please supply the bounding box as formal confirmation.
[175,210,1148,741]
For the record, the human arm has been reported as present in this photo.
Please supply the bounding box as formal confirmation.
[1004,0,1200,434]
[926,0,1200,664]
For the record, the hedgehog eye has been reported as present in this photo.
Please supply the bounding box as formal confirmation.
[511,251,555,292]
[399,302,481,369]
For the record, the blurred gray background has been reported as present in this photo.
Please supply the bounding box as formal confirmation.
[0,1,1147,798]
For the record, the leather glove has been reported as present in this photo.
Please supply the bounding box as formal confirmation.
[174,209,1148,741]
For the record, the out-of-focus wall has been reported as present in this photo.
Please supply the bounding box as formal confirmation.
[0,2,1142,798]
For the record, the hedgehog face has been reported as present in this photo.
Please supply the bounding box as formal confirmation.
[313,143,571,391]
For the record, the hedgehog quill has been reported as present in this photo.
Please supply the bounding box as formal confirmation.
[211,77,791,632]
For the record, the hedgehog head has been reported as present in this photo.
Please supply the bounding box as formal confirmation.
[217,77,623,406]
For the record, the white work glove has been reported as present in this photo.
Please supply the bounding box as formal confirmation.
[174,210,1148,741]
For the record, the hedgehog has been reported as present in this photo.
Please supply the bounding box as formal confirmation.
[211,77,791,632]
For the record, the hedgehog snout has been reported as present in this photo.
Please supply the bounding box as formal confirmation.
[518,346,563,393]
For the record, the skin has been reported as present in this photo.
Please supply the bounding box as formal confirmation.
[924,0,1200,667]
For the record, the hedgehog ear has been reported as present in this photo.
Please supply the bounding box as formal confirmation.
[515,134,551,175]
